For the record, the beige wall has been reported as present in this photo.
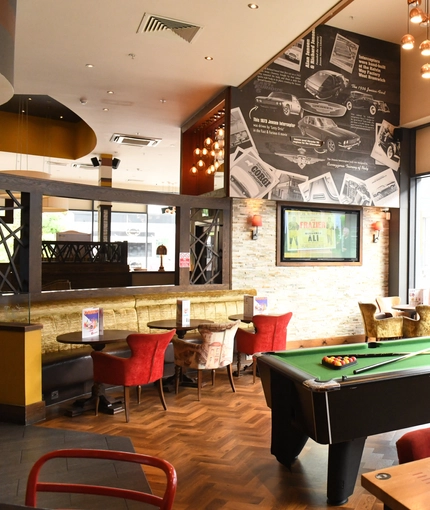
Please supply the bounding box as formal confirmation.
[231,199,389,342]
[401,51,430,128]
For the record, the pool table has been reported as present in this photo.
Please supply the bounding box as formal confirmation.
[256,337,430,505]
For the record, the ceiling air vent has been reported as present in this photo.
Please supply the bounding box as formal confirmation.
[137,13,202,43]
[110,133,161,147]
[71,163,95,169]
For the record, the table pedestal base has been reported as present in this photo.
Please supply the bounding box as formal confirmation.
[64,384,124,417]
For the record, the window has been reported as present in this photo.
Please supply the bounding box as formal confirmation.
[41,204,176,271]
[414,176,430,288]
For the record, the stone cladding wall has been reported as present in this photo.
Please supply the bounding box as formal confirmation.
[231,199,389,341]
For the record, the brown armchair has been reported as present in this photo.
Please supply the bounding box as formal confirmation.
[402,305,430,338]
[358,302,403,342]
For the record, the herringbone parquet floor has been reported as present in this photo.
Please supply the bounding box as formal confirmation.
[36,369,422,510]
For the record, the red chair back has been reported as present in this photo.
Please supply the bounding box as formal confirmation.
[25,448,177,510]
[237,313,292,355]
[92,330,175,387]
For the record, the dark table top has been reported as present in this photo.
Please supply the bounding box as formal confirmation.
[56,329,137,350]
[147,319,213,330]
[228,313,253,324]
[147,319,213,338]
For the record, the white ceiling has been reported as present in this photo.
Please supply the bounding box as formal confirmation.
[0,0,406,193]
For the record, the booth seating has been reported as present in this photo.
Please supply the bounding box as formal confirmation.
[396,428,430,464]
[1,289,256,406]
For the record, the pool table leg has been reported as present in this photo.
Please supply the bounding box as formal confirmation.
[327,436,367,505]
[270,386,309,466]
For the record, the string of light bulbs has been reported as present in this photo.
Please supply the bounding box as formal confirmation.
[401,0,430,77]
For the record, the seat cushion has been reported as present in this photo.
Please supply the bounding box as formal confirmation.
[396,428,430,464]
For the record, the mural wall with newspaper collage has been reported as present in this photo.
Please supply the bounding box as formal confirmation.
[229,25,401,207]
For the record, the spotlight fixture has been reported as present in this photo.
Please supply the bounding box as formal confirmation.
[112,158,121,169]
[91,157,100,167]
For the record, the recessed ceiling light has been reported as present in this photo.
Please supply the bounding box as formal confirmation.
[205,56,213,61]
[248,3,259,9]
[85,64,94,68]
[107,90,114,94]
[102,108,109,111]
[160,99,167,103]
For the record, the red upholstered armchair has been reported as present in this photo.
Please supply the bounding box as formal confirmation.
[235,313,293,383]
[91,330,175,422]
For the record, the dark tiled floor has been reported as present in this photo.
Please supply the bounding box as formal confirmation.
[0,423,154,509]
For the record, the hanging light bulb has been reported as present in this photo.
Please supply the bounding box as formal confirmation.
[204,136,213,147]
[420,11,430,54]
[411,7,426,23]
[422,62,430,77]
[213,141,220,151]
[214,160,220,170]
[217,128,225,138]
[190,166,198,174]
[197,159,206,169]
[202,147,209,156]
[193,147,201,157]
[402,33,415,49]
[420,38,430,54]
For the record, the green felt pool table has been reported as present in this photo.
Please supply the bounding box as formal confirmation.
[256,337,430,506]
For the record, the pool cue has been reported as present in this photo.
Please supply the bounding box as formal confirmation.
[331,353,415,358]
[353,346,430,374]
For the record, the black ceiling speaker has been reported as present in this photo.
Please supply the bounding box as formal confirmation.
[112,158,121,169]
[91,157,100,167]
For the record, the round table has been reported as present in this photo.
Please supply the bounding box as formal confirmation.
[228,314,253,324]
[147,319,213,338]
[392,304,416,317]
[57,329,138,351]
[56,329,137,416]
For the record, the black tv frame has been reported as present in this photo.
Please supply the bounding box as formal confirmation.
[276,202,362,266]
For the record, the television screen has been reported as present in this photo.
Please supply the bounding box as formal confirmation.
[277,203,362,265]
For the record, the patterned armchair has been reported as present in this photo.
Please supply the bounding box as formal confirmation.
[358,302,403,342]
[172,321,240,400]
[402,305,430,338]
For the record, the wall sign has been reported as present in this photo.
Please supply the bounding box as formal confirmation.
[229,25,401,207]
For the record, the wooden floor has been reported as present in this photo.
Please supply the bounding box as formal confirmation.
[36,369,422,510]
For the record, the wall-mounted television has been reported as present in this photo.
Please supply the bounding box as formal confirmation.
[277,202,362,266]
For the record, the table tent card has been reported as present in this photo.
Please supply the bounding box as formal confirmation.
[176,299,190,326]
[408,289,430,306]
[82,307,103,337]
[244,295,268,320]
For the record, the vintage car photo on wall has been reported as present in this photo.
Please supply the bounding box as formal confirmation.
[229,24,400,207]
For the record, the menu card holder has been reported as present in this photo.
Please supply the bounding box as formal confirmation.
[82,307,103,337]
